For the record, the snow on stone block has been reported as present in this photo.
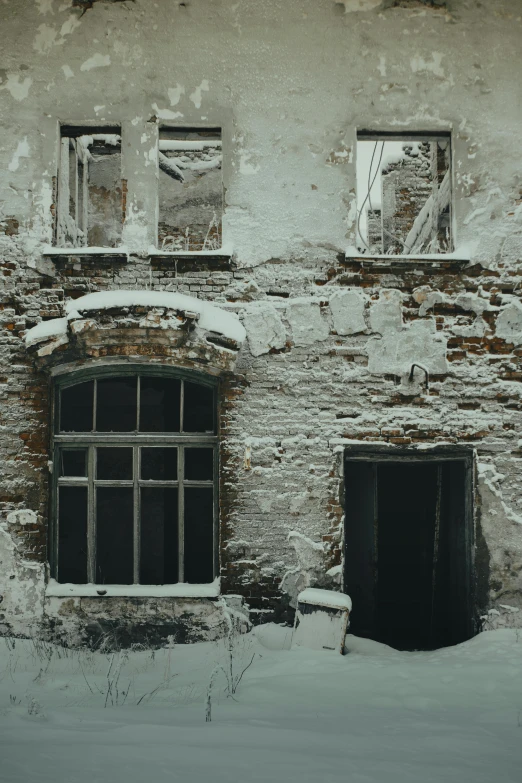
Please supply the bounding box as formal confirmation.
[329,289,366,335]
[496,300,522,345]
[297,588,352,612]
[287,300,329,347]
[243,302,286,356]
[292,588,351,655]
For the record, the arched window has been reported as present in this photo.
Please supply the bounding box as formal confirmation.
[52,369,217,586]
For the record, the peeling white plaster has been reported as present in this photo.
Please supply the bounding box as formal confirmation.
[410,53,445,78]
[151,103,183,120]
[244,302,286,357]
[61,64,74,79]
[287,301,330,347]
[337,0,381,12]
[239,154,260,175]
[329,289,366,335]
[168,84,185,106]
[35,0,55,14]
[189,79,209,109]
[367,317,447,376]
[496,301,522,345]
[2,74,32,101]
[80,53,111,72]
[8,138,30,172]
[33,23,57,53]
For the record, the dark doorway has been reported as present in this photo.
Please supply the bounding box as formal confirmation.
[344,451,473,650]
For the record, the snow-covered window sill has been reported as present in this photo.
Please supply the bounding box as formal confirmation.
[147,244,233,258]
[45,579,221,599]
[41,246,233,259]
[42,247,128,257]
[345,246,471,263]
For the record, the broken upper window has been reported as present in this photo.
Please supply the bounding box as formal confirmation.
[56,125,123,248]
[158,128,222,252]
[54,371,217,586]
[356,132,452,255]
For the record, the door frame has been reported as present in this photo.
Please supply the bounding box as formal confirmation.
[342,445,475,644]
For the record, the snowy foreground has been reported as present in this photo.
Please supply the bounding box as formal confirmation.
[1,626,521,783]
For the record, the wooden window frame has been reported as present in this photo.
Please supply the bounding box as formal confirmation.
[51,367,219,585]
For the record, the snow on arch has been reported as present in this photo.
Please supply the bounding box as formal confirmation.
[25,290,246,349]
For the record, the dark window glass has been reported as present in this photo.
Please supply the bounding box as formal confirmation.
[140,488,178,584]
[183,382,214,433]
[185,448,213,481]
[141,448,177,481]
[58,486,88,583]
[60,449,87,477]
[184,486,214,583]
[140,377,181,432]
[60,381,94,432]
[97,377,137,432]
[96,487,134,584]
[96,447,133,481]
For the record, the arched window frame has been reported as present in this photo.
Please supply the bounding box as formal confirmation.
[51,366,219,588]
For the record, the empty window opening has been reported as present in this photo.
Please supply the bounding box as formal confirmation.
[344,454,473,650]
[356,132,452,255]
[158,127,222,251]
[54,372,217,586]
[57,125,123,248]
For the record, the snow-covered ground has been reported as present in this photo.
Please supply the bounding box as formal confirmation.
[0,626,521,783]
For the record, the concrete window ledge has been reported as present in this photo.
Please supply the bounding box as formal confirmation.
[344,247,472,264]
[42,247,129,258]
[45,579,221,599]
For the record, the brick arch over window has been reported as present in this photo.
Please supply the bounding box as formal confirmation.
[52,366,219,587]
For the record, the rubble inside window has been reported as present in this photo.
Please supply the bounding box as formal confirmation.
[356,132,452,255]
[56,126,123,248]
[158,127,222,252]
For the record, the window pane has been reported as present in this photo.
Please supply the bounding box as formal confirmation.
[141,448,177,481]
[58,486,87,583]
[60,449,87,477]
[97,377,137,432]
[140,377,181,432]
[97,447,133,481]
[183,382,215,433]
[184,486,213,583]
[96,487,134,584]
[140,488,178,584]
[185,448,213,481]
[60,381,94,432]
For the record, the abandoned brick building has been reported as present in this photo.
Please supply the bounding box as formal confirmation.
[0,0,521,650]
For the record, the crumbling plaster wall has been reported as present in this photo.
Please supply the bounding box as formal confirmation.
[0,0,521,641]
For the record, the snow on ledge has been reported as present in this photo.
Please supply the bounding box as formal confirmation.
[46,578,221,599]
[41,244,233,259]
[297,588,352,612]
[25,317,68,348]
[25,290,246,347]
[42,246,129,256]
